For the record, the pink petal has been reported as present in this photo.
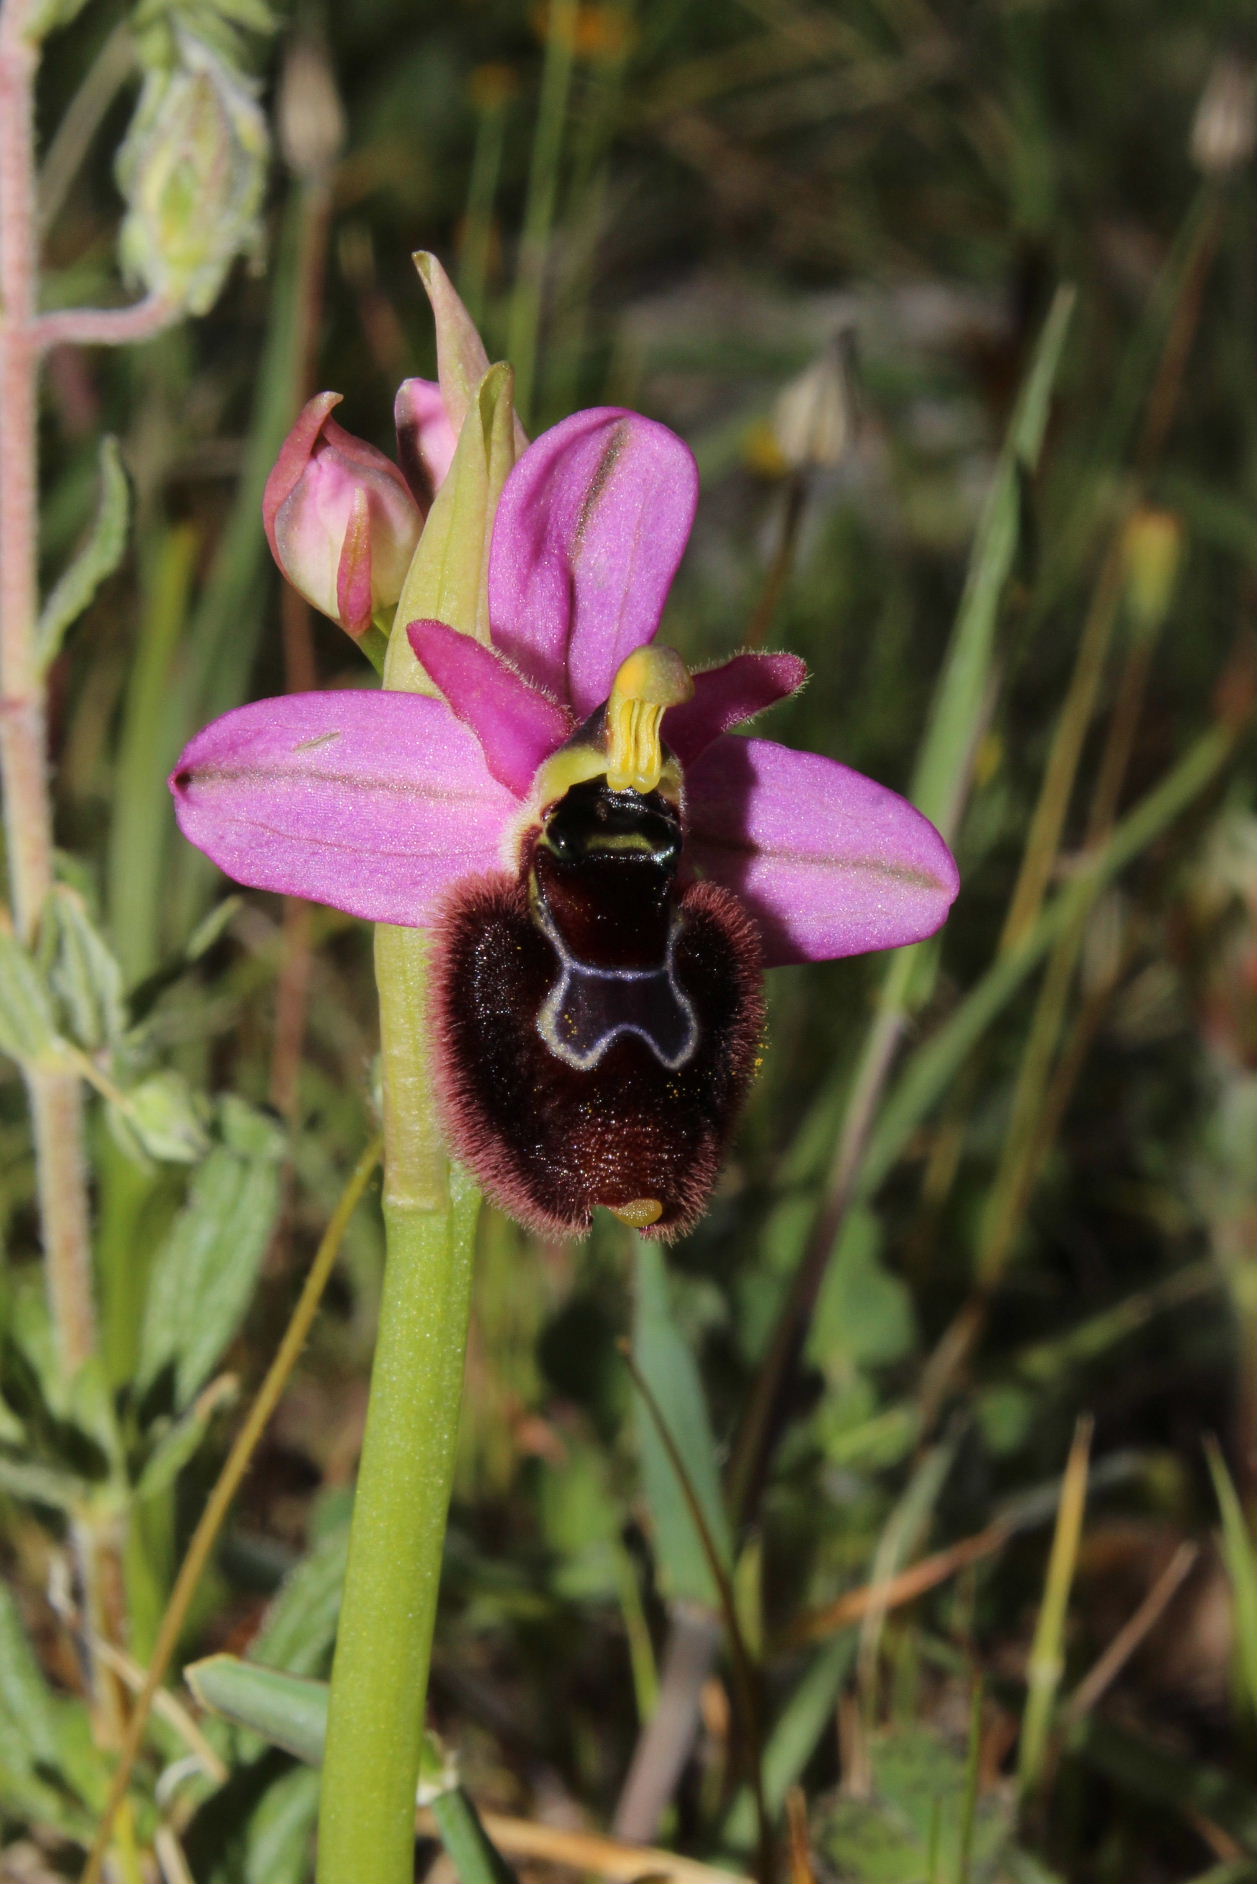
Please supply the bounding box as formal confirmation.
[407,620,572,797]
[170,691,518,927]
[489,408,699,719]
[685,736,960,968]
[664,652,808,765]
[394,377,459,500]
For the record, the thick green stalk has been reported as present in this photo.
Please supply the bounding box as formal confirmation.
[318,357,513,1884]
[316,926,480,1884]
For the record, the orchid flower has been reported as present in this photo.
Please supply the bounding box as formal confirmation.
[172,406,958,1237]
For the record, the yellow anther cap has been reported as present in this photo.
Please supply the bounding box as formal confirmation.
[605,646,693,793]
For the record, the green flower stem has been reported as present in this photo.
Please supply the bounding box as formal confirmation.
[317,924,480,1884]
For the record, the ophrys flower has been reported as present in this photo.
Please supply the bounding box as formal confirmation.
[172,407,958,1237]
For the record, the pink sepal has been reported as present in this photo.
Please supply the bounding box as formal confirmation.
[170,689,517,927]
[489,408,699,719]
[685,736,960,968]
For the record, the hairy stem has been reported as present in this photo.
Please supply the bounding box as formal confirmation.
[33,291,178,353]
[316,927,479,1884]
[1,0,51,930]
[0,0,97,1372]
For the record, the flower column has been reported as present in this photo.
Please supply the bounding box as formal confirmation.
[315,364,519,1884]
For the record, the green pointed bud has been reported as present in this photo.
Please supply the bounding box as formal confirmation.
[116,34,268,317]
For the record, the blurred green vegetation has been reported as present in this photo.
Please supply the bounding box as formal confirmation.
[2,0,1254,1881]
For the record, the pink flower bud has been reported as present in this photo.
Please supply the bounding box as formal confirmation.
[394,377,459,502]
[263,392,424,637]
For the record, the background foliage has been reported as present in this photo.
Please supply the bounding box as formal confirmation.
[1,0,1254,1880]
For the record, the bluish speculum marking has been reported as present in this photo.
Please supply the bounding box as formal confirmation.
[530,777,698,1073]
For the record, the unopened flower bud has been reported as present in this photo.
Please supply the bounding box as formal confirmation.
[277,31,346,184]
[1121,507,1184,641]
[395,379,459,503]
[264,393,424,638]
[771,331,858,474]
[116,33,267,316]
[1190,54,1256,177]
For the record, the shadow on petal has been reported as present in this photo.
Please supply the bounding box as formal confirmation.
[685,735,960,969]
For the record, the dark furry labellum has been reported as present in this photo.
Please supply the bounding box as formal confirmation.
[433,775,764,1241]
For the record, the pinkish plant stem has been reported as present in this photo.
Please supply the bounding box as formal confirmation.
[0,0,97,1373]
[33,291,178,352]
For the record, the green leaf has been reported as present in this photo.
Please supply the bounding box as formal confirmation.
[0,925,61,1066]
[0,1582,105,1838]
[27,0,95,44]
[187,1656,330,1766]
[813,1726,1019,1884]
[1205,1439,1257,1724]
[108,1068,213,1166]
[1072,1715,1257,1851]
[427,1774,520,1884]
[188,1659,519,1884]
[36,437,130,671]
[631,1239,732,1608]
[721,1632,857,1850]
[38,885,127,1053]
[251,1523,350,1676]
[240,1763,321,1884]
[137,1095,285,1408]
[187,1656,445,1788]
[0,1453,83,1509]
[860,720,1241,1203]
[200,1525,351,1772]
[1,1272,66,1419]
[911,284,1077,838]
[127,894,241,1023]
[537,1443,623,1603]
[66,1352,125,1481]
[134,1373,237,1499]
[807,1206,916,1374]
